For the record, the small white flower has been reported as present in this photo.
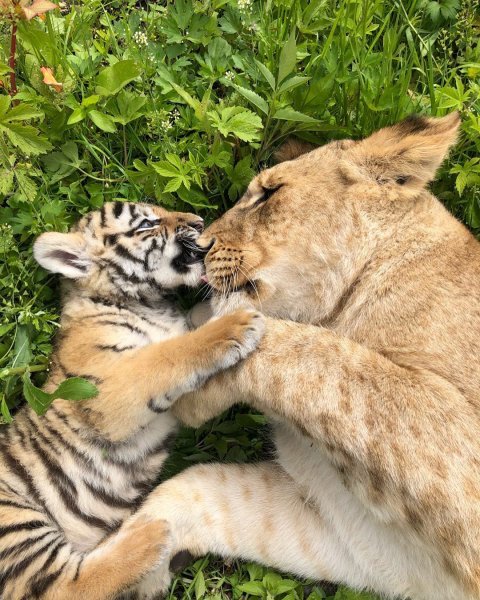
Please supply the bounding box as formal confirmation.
[170,108,180,122]
[133,31,149,47]
[160,119,173,132]
[237,0,253,13]
[225,70,235,81]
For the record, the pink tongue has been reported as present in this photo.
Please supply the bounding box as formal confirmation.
[200,274,209,283]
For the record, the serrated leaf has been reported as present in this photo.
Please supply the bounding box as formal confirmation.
[15,170,38,201]
[96,60,141,96]
[163,177,183,192]
[2,104,44,122]
[89,110,117,133]
[0,170,14,195]
[233,85,268,115]
[273,108,319,123]
[278,29,297,84]
[1,123,52,155]
[208,106,263,142]
[53,377,99,401]
[151,161,182,178]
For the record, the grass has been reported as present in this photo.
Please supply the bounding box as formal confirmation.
[0,0,479,597]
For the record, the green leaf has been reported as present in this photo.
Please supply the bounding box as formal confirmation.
[0,96,11,118]
[236,581,266,596]
[2,104,44,122]
[233,85,269,115]
[1,396,12,424]
[82,95,101,107]
[273,108,320,123]
[177,185,216,209]
[1,123,53,155]
[278,75,310,94]
[208,106,263,142]
[22,372,53,416]
[278,29,297,84]
[255,60,276,90]
[88,110,117,133]
[96,60,141,96]
[0,323,15,337]
[194,570,206,599]
[0,169,14,195]
[67,107,86,125]
[15,170,38,201]
[53,377,99,401]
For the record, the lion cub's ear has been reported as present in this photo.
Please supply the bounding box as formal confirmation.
[274,138,316,163]
[34,232,91,279]
[355,112,460,188]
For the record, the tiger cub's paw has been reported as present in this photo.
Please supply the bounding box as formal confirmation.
[214,309,265,369]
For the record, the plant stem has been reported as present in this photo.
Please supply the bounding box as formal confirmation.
[1,364,48,378]
[9,20,18,104]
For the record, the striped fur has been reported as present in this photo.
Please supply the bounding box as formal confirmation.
[0,202,264,599]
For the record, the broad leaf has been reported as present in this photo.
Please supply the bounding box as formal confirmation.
[278,29,297,84]
[208,106,263,142]
[96,60,141,96]
[88,110,117,133]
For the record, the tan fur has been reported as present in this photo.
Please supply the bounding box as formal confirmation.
[153,113,480,600]
[0,202,264,599]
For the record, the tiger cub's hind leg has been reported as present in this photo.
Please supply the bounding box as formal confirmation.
[0,499,170,600]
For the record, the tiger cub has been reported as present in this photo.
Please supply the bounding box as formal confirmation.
[0,201,264,600]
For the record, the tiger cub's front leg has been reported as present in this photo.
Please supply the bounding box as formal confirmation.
[88,309,264,440]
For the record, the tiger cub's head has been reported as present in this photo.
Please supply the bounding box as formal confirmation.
[34,202,207,301]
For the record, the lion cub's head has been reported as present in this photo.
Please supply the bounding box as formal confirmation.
[200,113,460,322]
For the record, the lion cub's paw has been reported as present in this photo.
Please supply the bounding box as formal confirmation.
[216,309,265,369]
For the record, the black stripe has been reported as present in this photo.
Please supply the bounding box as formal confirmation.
[28,434,78,498]
[82,478,138,509]
[114,243,145,265]
[0,443,49,519]
[96,320,148,337]
[105,259,144,284]
[88,296,125,309]
[0,498,36,511]
[73,554,85,581]
[65,371,103,385]
[128,203,137,224]
[0,537,63,596]
[0,531,58,562]
[41,418,103,480]
[100,205,107,227]
[95,344,137,352]
[104,233,119,246]
[28,437,117,530]
[0,521,48,536]
[113,201,124,218]
[29,543,68,598]
[144,238,159,271]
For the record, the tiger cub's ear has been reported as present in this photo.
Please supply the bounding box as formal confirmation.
[34,232,91,278]
[274,138,316,163]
